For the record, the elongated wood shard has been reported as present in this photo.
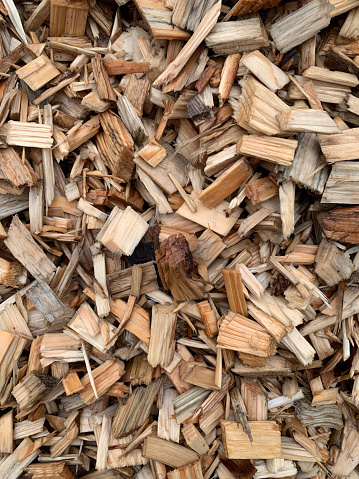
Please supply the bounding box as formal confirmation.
[5,216,56,282]
[222,421,282,459]
[284,132,329,195]
[222,269,247,316]
[270,0,333,53]
[143,436,199,467]
[100,206,149,256]
[177,193,241,236]
[217,311,277,357]
[322,161,359,204]
[113,378,162,438]
[2,1,359,476]
[17,55,60,91]
[153,2,221,88]
[0,147,37,188]
[318,127,359,163]
[237,135,297,166]
[241,50,289,91]
[148,303,177,367]
[7,121,53,148]
[205,18,269,55]
[198,158,253,208]
[278,109,341,134]
[97,110,134,182]
[236,76,290,136]
[50,0,89,36]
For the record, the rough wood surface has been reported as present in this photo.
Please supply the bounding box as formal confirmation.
[0,1,357,478]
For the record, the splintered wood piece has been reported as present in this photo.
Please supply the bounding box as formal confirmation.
[228,0,282,16]
[50,424,79,458]
[50,0,89,36]
[7,121,53,148]
[138,140,167,167]
[314,238,354,286]
[16,55,60,91]
[237,264,264,299]
[91,54,115,102]
[93,249,110,318]
[217,311,277,356]
[171,0,218,31]
[192,229,225,268]
[167,461,203,479]
[143,436,199,468]
[113,378,163,438]
[67,116,100,152]
[108,262,158,299]
[63,372,84,396]
[241,50,289,91]
[198,158,253,209]
[158,387,180,442]
[222,269,247,316]
[182,423,209,455]
[236,76,290,136]
[97,110,134,182]
[181,364,219,390]
[270,0,333,53]
[117,93,148,144]
[219,53,242,105]
[67,302,116,352]
[5,215,56,282]
[337,6,359,43]
[26,461,75,479]
[278,109,341,134]
[241,378,267,421]
[322,161,359,204]
[205,18,269,55]
[177,193,241,236]
[198,300,218,337]
[26,278,66,323]
[0,411,13,454]
[279,181,295,240]
[247,303,289,343]
[0,147,37,188]
[133,0,190,40]
[312,387,339,406]
[303,65,359,87]
[126,79,151,120]
[134,144,187,196]
[156,233,206,301]
[148,303,177,367]
[79,358,125,405]
[104,59,150,75]
[331,423,359,476]
[245,176,279,205]
[236,135,298,166]
[12,372,60,410]
[153,1,221,88]
[318,127,359,163]
[100,206,149,256]
[282,328,316,366]
[285,132,329,195]
[221,421,282,459]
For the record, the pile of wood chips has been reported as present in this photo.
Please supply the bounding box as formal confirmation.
[3,0,359,477]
